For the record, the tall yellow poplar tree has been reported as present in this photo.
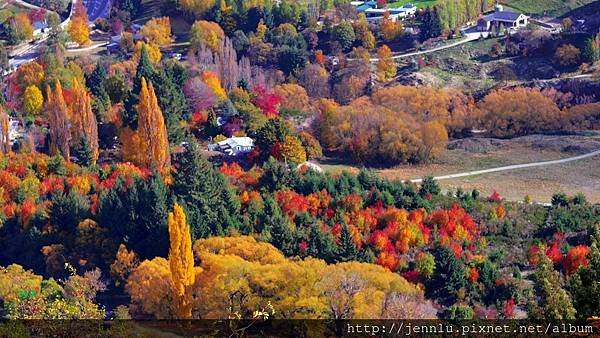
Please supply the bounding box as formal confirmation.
[137,77,170,172]
[168,203,195,319]
[0,106,10,154]
[70,79,99,164]
[46,81,71,160]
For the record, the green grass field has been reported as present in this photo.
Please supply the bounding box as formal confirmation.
[502,0,597,16]
[388,0,438,9]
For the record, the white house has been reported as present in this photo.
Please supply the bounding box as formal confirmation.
[208,137,254,156]
[478,5,529,32]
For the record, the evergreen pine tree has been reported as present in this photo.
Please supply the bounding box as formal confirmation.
[172,141,241,239]
[154,63,189,145]
[73,137,93,167]
[428,245,467,304]
[307,224,337,263]
[263,195,295,256]
[86,63,111,119]
[123,46,156,129]
[338,223,358,262]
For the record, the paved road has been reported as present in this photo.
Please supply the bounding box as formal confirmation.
[4,0,76,76]
[368,32,488,62]
[410,149,600,183]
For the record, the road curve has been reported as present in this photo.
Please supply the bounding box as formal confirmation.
[410,149,600,183]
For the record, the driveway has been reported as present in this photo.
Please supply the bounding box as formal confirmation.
[368,31,489,62]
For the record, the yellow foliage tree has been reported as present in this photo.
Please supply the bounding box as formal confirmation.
[280,135,307,165]
[189,20,225,52]
[179,0,216,17]
[23,85,43,115]
[136,77,170,172]
[202,71,227,102]
[140,17,173,47]
[110,244,139,287]
[70,80,99,164]
[67,2,90,45]
[168,203,195,319]
[376,45,397,81]
[134,41,162,64]
[274,84,309,111]
[127,237,423,319]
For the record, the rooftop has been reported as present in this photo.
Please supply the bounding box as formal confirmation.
[483,10,524,22]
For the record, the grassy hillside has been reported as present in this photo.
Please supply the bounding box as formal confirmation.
[502,0,598,16]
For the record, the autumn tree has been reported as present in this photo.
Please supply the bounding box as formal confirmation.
[23,85,44,115]
[46,81,71,160]
[180,0,216,18]
[168,203,195,319]
[8,13,34,44]
[479,88,561,137]
[380,12,403,43]
[420,121,448,162]
[274,84,309,112]
[0,106,9,154]
[70,80,99,164]
[353,14,375,50]
[110,244,139,287]
[134,41,162,64]
[529,250,576,320]
[554,44,581,67]
[376,45,396,81]
[16,61,44,88]
[299,64,330,98]
[140,17,173,47]
[280,135,307,165]
[68,1,90,45]
[136,77,170,172]
[189,20,225,52]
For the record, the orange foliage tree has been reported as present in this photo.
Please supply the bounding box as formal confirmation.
[70,80,99,164]
[46,81,72,160]
[124,77,170,172]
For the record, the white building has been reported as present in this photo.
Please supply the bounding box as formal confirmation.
[364,4,417,23]
[478,5,529,32]
[208,137,254,156]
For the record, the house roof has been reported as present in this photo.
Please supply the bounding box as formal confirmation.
[483,11,524,22]
[217,137,254,148]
